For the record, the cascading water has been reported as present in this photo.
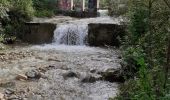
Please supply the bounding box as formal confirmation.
[53,23,88,45]
[52,12,122,46]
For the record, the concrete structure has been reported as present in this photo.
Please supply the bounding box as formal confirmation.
[23,23,56,44]
[58,0,99,11]
[59,0,72,11]
[88,23,125,47]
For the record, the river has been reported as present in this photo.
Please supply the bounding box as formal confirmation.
[0,16,122,100]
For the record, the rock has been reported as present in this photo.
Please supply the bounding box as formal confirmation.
[0,53,5,55]
[16,74,28,81]
[0,93,5,100]
[48,58,61,62]
[38,67,47,73]
[81,75,96,83]
[39,72,47,79]
[90,69,96,73]
[63,71,78,79]
[118,56,122,59]
[5,88,15,95]
[100,68,125,83]
[25,69,41,80]
[47,65,57,70]
[8,94,20,100]
[0,82,16,88]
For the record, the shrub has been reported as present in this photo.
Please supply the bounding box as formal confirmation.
[115,0,170,99]
[33,0,58,17]
[0,0,9,19]
[1,0,34,39]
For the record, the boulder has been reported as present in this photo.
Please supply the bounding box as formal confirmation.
[90,69,97,73]
[25,69,41,80]
[0,93,5,100]
[0,82,16,88]
[81,75,97,83]
[63,71,78,79]
[16,74,28,81]
[7,94,20,100]
[5,88,15,95]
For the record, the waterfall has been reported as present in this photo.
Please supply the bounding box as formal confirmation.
[52,16,120,46]
[53,23,88,45]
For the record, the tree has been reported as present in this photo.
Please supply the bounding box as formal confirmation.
[0,0,9,19]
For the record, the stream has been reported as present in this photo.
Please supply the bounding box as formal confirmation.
[0,16,122,100]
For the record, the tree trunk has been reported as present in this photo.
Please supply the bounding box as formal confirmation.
[163,0,170,89]
[164,39,170,88]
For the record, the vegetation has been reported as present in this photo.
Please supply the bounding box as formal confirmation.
[0,0,34,43]
[0,0,58,43]
[104,0,128,16]
[0,0,169,99]
[115,0,170,99]
[32,0,58,17]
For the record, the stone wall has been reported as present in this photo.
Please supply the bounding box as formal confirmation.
[88,23,125,47]
[23,23,56,44]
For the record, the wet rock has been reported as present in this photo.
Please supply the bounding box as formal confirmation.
[90,69,96,73]
[7,94,20,100]
[47,65,57,70]
[16,74,28,81]
[38,65,58,73]
[0,53,5,55]
[38,67,47,73]
[118,56,122,59]
[63,71,78,79]
[5,88,15,95]
[100,68,125,83]
[81,75,96,83]
[0,93,5,100]
[25,69,41,80]
[48,58,61,62]
[39,73,48,79]
[0,82,16,88]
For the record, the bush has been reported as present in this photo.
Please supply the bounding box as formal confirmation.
[34,9,54,17]
[0,0,9,19]
[33,0,58,17]
[121,46,145,79]
[115,0,170,99]
[9,0,34,20]
[106,0,128,16]
[1,0,34,39]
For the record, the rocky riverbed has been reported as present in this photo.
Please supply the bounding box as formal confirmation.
[0,44,122,100]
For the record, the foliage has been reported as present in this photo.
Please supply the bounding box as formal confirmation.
[0,0,9,19]
[9,0,34,21]
[105,0,128,16]
[34,9,54,17]
[32,0,58,17]
[0,0,34,41]
[115,0,170,99]
[121,46,145,79]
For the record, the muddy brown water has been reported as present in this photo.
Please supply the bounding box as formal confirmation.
[0,44,121,100]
